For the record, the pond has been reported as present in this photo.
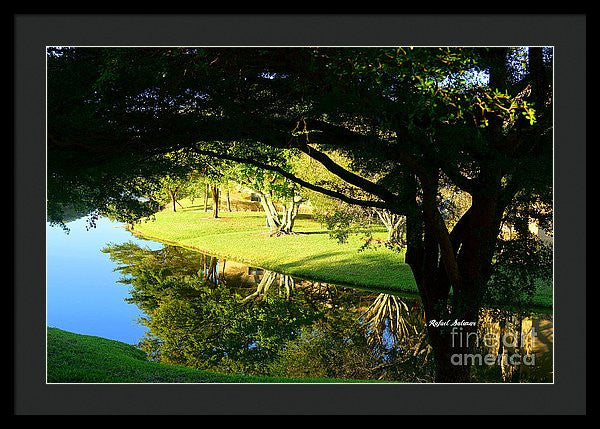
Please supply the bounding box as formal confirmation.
[47,217,162,343]
[47,216,553,383]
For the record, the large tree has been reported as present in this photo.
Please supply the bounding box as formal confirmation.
[47,47,552,381]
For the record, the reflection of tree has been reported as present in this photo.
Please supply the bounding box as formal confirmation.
[362,294,416,345]
[301,282,339,305]
[102,242,209,311]
[273,298,436,382]
[272,310,383,380]
[241,271,296,303]
[104,242,321,376]
[241,273,344,308]
[198,254,225,286]
[102,241,548,382]
[360,294,432,369]
[104,242,201,276]
[104,242,435,380]
[138,286,322,375]
[473,308,551,383]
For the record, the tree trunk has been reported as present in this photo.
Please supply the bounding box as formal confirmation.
[258,191,281,234]
[226,189,231,212]
[402,169,504,382]
[281,196,299,234]
[170,190,177,212]
[257,190,300,235]
[199,254,220,287]
[420,236,498,381]
[427,322,475,382]
[375,209,405,245]
[211,185,220,218]
[204,183,209,212]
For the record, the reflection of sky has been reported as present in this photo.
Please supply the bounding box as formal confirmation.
[47,216,163,344]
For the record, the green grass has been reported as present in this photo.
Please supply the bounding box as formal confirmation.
[132,201,418,294]
[47,327,377,383]
[131,200,552,309]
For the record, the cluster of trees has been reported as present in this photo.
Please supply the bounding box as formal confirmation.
[138,151,411,240]
[48,47,552,381]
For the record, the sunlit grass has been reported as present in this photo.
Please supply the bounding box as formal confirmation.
[131,199,552,308]
[132,200,418,294]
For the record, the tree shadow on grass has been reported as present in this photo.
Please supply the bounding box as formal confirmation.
[275,250,408,274]
[275,251,350,270]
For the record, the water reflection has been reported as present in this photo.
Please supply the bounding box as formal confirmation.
[361,294,432,364]
[473,308,554,383]
[242,271,296,303]
[104,242,552,383]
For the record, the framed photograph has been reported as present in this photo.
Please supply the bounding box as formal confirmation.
[14,13,586,415]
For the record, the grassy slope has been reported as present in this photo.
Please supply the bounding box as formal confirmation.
[132,202,419,293]
[47,328,374,383]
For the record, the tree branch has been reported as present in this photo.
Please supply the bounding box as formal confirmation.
[421,176,462,290]
[289,139,401,206]
[298,119,436,195]
[190,146,390,209]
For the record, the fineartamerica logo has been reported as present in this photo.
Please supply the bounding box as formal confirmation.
[449,326,538,367]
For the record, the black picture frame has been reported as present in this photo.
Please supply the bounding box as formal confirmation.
[14,13,586,415]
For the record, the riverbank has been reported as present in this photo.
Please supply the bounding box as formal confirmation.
[132,203,418,292]
[47,328,375,383]
[131,202,552,309]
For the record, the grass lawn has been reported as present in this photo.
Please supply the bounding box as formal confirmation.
[132,201,418,294]
[47,327,376,383]
[131,200,552,309]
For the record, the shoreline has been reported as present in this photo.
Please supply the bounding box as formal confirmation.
[128,214,553,313]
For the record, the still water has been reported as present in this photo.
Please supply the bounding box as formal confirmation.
[47,217,162,343]
[47,216,553,382]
